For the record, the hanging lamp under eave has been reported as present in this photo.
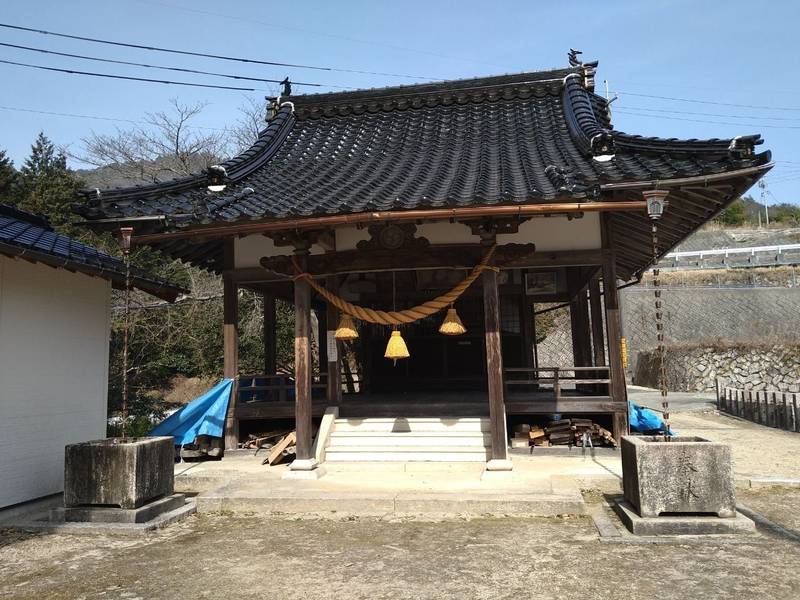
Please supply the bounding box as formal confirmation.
[334,313,359,341]
[439,306,467,336]
[384,329,410,365]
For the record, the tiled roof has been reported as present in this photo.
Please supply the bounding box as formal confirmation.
[0,204,183,301]
[74,57,772,277]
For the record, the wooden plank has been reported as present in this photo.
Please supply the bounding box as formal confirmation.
[483,267,508,461]
[505,400,627,414]
[294,250,313,461]
[223,238,240,451]
[794,393,799,433]
[264,431,297,466]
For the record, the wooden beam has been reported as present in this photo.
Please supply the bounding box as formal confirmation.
[294,249,313,461]
[223,239,240,451]
[483,267,509,463]
[589,274,606,367]
[132,201,649,245]
[601,215,629,442]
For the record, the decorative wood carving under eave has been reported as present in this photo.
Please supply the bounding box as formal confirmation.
[356,223,430,252]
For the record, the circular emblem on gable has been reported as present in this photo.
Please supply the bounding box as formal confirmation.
[378,224,406,250]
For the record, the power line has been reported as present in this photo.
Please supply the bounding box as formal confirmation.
[612,90,800,112]
[0,42,339,88]
[613,108,800,130]
[617,104,800,122]
[0,22,433,80]
[0,104,228,131]
[0,57,268,91]
[137,0,501,70]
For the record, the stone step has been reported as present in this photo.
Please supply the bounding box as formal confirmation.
[326,447,491,462]
[329,431,491,447]
[332,417,490,433]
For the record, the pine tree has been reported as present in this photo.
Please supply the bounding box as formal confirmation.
[0,149,16,199]
[15,132,82,231]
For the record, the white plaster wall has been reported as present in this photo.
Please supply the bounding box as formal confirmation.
[234,235,325,268]
[0,257,110,508]
[500,213,601,250]
[419,214,601,250]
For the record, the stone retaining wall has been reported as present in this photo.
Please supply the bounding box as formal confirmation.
[633,344,800,393]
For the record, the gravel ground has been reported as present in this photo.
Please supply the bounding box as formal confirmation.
[3,496,800,600]
[668,410,800,478]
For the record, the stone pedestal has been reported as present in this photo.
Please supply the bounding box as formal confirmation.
[64,437,174,509]
[621,435,735,518]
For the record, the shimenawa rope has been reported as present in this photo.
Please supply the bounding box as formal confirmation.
[291,245,498,326]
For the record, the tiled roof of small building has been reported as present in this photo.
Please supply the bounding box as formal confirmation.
[0,204,183,301]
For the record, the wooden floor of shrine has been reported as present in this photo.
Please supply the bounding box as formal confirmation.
[236,390,625,420]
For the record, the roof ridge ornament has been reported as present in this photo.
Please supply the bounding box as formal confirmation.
[567,49,597,91]
[206,165,228,192]
[728,134,762,159]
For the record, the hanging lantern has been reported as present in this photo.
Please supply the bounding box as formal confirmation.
[335,313,359,341]
[439,306,467,336]
[384,329,410,365]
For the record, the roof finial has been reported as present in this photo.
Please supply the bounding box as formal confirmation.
[568,49,583,67]
[280,77,292,97]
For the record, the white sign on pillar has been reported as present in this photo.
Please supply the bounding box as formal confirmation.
[326,330,338,362]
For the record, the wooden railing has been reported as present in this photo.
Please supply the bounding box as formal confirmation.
[717,385,800,432]
[237,373,328,404]
[503,366,611,401]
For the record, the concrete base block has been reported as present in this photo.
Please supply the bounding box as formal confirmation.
[50,494,186,524]
[485,458,513,471]
[622,435,736,518]
[282,466,327,480]
[64,436,175,509]
[288,458,320,471]
[614,500,756,536]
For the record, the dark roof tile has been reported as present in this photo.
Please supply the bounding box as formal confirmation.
[0,204,184,301]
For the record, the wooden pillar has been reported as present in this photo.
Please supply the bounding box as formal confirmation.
[519,276,534,370]
[263,291,276,374]
[569,287,592,368]
[223,239,240,451]
[483,268,511,469]
[293,249,314,464]
[318,308,328,370]
[602,241,629,440]
[589,274,606,367]
[325,276,342,404]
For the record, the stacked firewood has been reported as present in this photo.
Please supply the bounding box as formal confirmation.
[511,419,617,449]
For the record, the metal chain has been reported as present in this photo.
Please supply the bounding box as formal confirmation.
[652,221,670,438]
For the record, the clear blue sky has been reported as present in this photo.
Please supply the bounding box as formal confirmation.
[2,0,798,203]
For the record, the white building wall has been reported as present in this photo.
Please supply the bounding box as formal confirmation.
[0,257,110,508]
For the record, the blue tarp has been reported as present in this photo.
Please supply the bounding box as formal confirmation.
[149,379,233,446]
[628,400,674,435]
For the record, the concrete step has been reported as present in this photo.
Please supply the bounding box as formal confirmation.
[326,446,491,462]
[332,417,490,433]
[329,432,491,447]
